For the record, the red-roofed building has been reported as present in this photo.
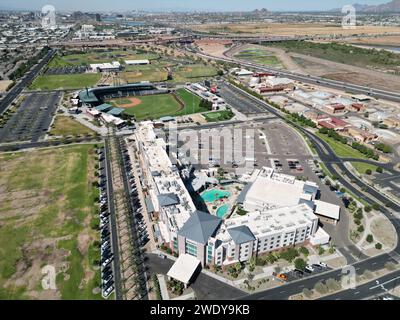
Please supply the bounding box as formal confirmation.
[348,103,365,112]
[324,103,346,115]
[317,116,349,131]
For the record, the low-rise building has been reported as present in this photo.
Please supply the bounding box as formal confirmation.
[125,59,150,65]
[324,103,346,115]
[383,116,400,128]
[347,126,378,143]
[90,61,121,73]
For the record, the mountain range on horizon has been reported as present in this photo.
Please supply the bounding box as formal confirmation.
[332,0,400,13]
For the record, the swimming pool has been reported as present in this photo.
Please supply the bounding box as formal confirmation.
[216,204,230,218]
[201,189,231,203]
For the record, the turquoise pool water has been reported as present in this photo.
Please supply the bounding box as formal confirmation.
[201,189,231,203]
[216,204,229,218]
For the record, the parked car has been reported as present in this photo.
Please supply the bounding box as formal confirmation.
[305,265,315,273]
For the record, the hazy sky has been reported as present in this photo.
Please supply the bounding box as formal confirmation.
[0,0,390,12]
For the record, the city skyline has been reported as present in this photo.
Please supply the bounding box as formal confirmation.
[0,0,390,12]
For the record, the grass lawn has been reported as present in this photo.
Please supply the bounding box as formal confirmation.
[113,89,208,121]
[49,51,160,68]
[121,94,182,120]
[172,64,219,82]
[351,162,379,175]
[50,116,95,137]
[0,145,102,300]
[234,47,283,68]
[121,69,167,83]
[316,132,368,159]
[30,74,101,90]
[203,110,235,122]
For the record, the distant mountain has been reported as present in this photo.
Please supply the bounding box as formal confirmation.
[332,1,400,13]
[253,8,270,14]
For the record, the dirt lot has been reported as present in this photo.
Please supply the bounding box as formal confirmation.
[0,80,13,92]
[189,23,400,37]
[370,217,397,249]
[340,36,400,47]
[227,43,400,92]
[195,39,233,58]
[0,145,101,300]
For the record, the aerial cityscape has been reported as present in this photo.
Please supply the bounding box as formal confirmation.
[1,0,400,308]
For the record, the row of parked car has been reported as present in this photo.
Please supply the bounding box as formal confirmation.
[121,146,150,248]
[98,147,115,298]
[277,262,329,282]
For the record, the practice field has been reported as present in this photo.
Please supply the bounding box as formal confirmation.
[0,145,102,300]
[172,64,219,82]
[49,50,160,68]
[30,74,101,90]
[109,89,208,121]
[234,47,283,68]
[121,68,167,83]
[49,116,96,137]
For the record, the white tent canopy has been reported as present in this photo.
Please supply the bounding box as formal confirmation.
[167,254,201,285]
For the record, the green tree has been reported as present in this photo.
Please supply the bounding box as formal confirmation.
[375,243,382,250]
[294,258,307,271]
[366,234,374,243]
[299,247,309,257]
[280,248,299,262]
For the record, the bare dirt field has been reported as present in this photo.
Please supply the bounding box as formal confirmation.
[0,80,13,92]
[189,23,400,37]
[225,43,400,91]
[370,217,397,249]
[195,39,233,58]
[340,35,400,46]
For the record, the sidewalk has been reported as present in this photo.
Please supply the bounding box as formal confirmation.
[157,274,170,300]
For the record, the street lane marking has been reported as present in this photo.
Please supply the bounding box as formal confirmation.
[369,276,400,290]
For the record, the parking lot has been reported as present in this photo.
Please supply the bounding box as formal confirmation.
[278,262,331,283]
[45,66,88,75]
[0,92,60,143]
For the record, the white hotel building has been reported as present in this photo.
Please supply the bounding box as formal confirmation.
[134,123,337,268]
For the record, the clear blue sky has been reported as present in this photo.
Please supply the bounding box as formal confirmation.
[0,0,389,12]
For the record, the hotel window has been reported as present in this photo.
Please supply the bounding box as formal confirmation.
[185,241,197,257]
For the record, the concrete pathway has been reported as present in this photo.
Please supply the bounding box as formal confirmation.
[157,274,170,300]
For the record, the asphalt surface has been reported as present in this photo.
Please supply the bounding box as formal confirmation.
[0,49,56,115]
[319,270,400,300]
[146,253,245,300]
[0,92,61,143]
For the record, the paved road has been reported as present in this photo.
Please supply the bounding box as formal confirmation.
[146,254,245,300]
[0,49,56,115]
[319,270,400,300]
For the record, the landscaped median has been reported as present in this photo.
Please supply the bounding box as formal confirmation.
[202,109,235,122]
